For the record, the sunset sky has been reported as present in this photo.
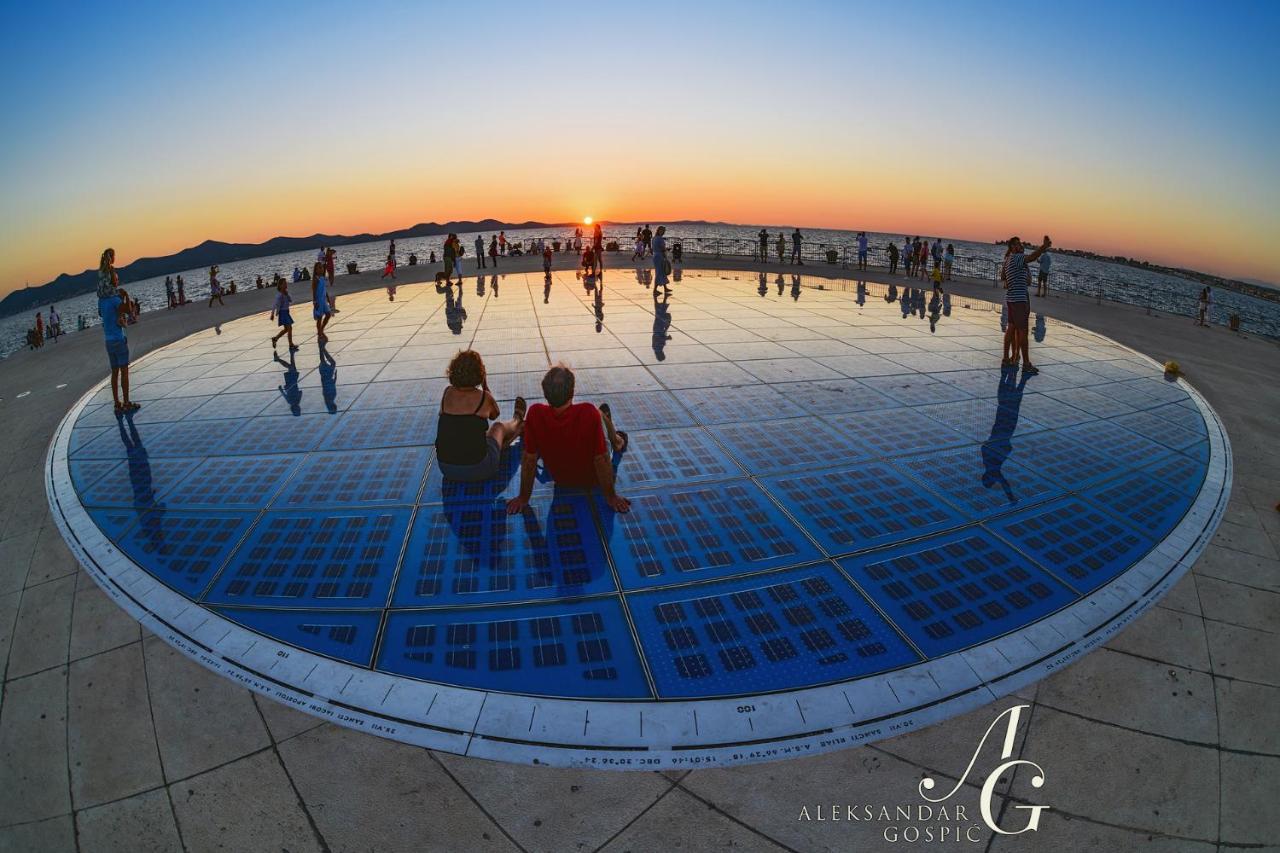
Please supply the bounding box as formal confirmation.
[1,1,1277,295]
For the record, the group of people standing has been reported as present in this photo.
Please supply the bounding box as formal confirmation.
[756,229,806,264]
[25,305,63,349]
[887,237,957,283]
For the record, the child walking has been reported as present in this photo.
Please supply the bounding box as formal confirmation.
[271,281,298,350]
[312,262,332,343]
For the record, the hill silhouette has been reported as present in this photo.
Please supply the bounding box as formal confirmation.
[0,219,566,317]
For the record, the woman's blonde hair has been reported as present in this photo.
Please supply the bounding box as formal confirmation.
[446,350,485,388]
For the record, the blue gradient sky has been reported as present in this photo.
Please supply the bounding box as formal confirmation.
[2,0,1277,293]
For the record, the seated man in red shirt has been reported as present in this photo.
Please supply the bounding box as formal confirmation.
[506,364,631,514]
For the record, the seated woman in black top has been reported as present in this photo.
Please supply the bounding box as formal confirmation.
[436,350,526,482]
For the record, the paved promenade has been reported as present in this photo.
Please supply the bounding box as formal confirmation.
[1,253,1277,852]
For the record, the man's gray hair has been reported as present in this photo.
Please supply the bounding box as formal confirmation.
[542,363,576,407]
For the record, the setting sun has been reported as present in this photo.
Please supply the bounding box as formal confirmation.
[583,216,593,225]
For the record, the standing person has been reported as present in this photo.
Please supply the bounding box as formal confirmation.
[1204,286,1214,326]
[475,235,486,269]
[902,237,912,276]
[542,243,553,280]
[498,231,507,255]
[652,225,671,296]
[100,285,137,412]
[1195,288,1208,326]
[944,243,955,281]
[1001,235,1051,375]
[592,222,604,275]
[758,228,769,261]
[271,281,298,350]
[489,235,499,268]
[857,231,869,270]
[776,232,786,263]
[382,249,397,280]
[176,274,185,304]
[887,240,900,275]
[791,228,803,265]
[48,305,61,341]
[34,312,44,347]
[312,262,332,343]
[632,231,645,261]
[1035,247,1051,297]
[207,266,224,307]
[324,248,338,312]
[443,234,459,284]
[164,276,175,308]
[642,224,652,254]
[931,238,943,272]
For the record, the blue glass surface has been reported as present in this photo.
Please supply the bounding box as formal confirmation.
[274,447,432,507]
[206,508,412,607]
[599,480,823,588]
[990,498,1152,594]
[391,494,613,606]
[116,510,258,596]
[629,564,920,698]
[378,600,651,698]
[1082,471,1197,539]
[716,416,871,475]
[825,407,969,458]
[65,273,1217,702]
[893,445,1063,519]
[164,454,301,509]
[761,463,965,555]
[613,427,744,487]
[839,529,1077,658]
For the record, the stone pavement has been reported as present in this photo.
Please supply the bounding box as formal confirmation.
[1,253,1277,852]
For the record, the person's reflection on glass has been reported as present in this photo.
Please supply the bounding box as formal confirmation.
[636,265,650,289]
[476,274,485,297]
[543,278,552,304]
[117,413,156,510]
[981,368,1030,504]
[492,274,500,298]
[777,275,785,297]
[446,285,467,335]
[942,292,952,317]
[791,275,801,301]
[594,287,604,333]
[886,283,898,304]
[928,290,942,333]
[901,289,913,319]
[118,413,168,567]
[672,264,681,283]
[856,281,867,306]
[318,344,338,414]
[276,350,302,416]
[757,274,768,298]
[1033,312,1046,343]
[652,293,672,361]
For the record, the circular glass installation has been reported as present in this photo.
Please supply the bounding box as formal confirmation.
[47,270,1229,767]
